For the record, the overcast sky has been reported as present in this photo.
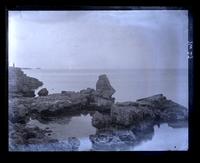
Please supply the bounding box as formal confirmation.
[8,10,188,69]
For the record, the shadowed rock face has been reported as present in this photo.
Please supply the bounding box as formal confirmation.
[9,67,43,97]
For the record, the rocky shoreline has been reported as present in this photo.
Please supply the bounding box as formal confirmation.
[9,67,188,151]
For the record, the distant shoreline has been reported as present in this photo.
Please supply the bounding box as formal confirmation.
[20,67,41,70]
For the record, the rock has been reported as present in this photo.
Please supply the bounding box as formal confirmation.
[130,121,155,142]
[9,73,116,122]
[90,122,155,151]
[111,104,155,126]
[9,121,81,151]
[160,104,188,122]
[96,74,115,99]
[9,67,43,97]
[9,122,54,146]
[21,91,35,97]
[115,101,139,107]
[92,111,112,129]
[8,68,188,151]
[9,98,33,124]
[136,94,188,122]
[38,88,48,96]
[167,121,188,128]
[68,137,80,150]
[61,91,76,96]
[89,129,137,151]
[136,94,170,110]
[9,141,78,151]
[80,88,95,95]
[91,96,114,112]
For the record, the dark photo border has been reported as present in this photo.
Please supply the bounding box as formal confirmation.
[0,0,198,162]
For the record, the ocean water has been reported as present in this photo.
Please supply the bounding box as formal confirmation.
[23,69,188,151]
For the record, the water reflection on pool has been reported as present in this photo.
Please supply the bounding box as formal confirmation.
[26,114,188,151]
[133,123,188,151]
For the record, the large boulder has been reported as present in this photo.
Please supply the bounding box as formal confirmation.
[96,74,115,99]
[38,88,49,96]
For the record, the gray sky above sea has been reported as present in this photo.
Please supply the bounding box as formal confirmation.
[9,10,188,69]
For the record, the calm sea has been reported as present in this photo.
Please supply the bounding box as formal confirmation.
[23,69,188,151]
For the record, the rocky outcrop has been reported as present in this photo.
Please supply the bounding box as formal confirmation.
[9,71,187,127]
[111,104,155,126]
[9,67,43,97]
[91,94,188,128]
[9,74,116,122]
[38,88,48,96]
[136,94,188,122]
[96,74,115,99]
[9,69,188,151]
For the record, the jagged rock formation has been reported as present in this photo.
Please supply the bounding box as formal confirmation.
[9,67,43,97]
[96,74,115,99]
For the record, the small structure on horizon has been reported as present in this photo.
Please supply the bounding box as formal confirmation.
[13,63,15,67]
